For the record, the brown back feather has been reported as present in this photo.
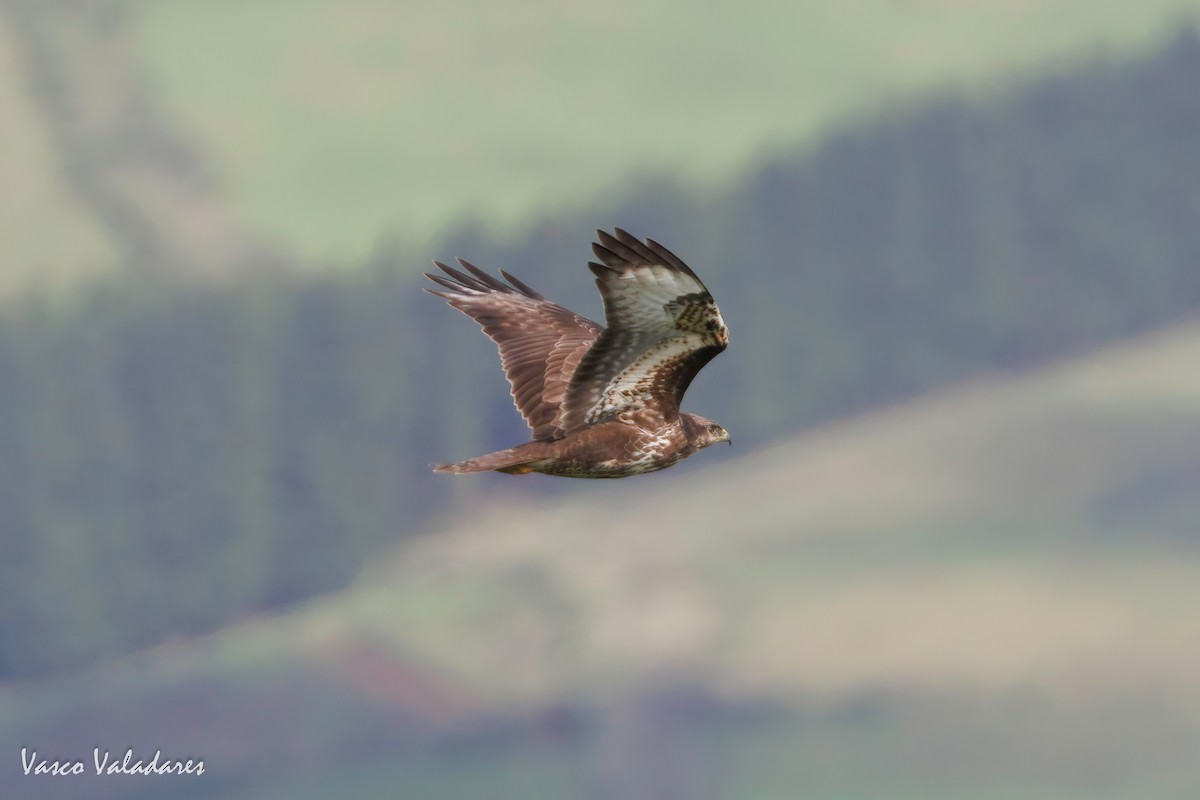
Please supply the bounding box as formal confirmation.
[424,259,602,441]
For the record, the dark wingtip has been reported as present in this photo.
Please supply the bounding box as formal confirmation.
[587,260,615,277]
[595,229,621,252]
[427,257,544,298]
[612,227,641,247]
[432,259,468,281]
[499,269,544,300]
[457,259,512,292]
[593,227,667,270]
[425,272,469,294]
[430,259,492,293]
[644,237,698,277]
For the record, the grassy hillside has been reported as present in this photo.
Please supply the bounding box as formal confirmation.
[127,0,1200,259]
[4,2,1200,299]
[342,321,1200,706]
[5,321,1199,799]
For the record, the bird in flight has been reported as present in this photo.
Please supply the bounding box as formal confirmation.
[425,228,730,478]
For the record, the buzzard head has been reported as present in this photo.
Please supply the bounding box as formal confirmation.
[682,413,731,450]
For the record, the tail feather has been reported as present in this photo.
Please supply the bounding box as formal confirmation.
[432,443,549,475]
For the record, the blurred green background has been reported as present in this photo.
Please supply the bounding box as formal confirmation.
[2,0,1200,798]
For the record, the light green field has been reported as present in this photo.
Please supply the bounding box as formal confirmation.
[326,321,1200,708]
[5,1,1200,297]
[126,0,1200,261]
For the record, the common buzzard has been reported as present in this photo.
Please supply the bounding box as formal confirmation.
[425,228,730,478]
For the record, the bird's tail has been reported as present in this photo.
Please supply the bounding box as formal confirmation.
[432,442,550,475]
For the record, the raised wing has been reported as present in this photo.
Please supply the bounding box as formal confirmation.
[425,260,602,441]
[557,228,729,432]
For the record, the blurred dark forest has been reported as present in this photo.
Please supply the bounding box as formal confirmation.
[3,31,1200,680]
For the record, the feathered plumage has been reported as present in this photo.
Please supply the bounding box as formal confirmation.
[425,228,729,478]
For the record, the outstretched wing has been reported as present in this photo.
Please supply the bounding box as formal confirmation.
[425,260,602,441]
[557,228,729,432]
